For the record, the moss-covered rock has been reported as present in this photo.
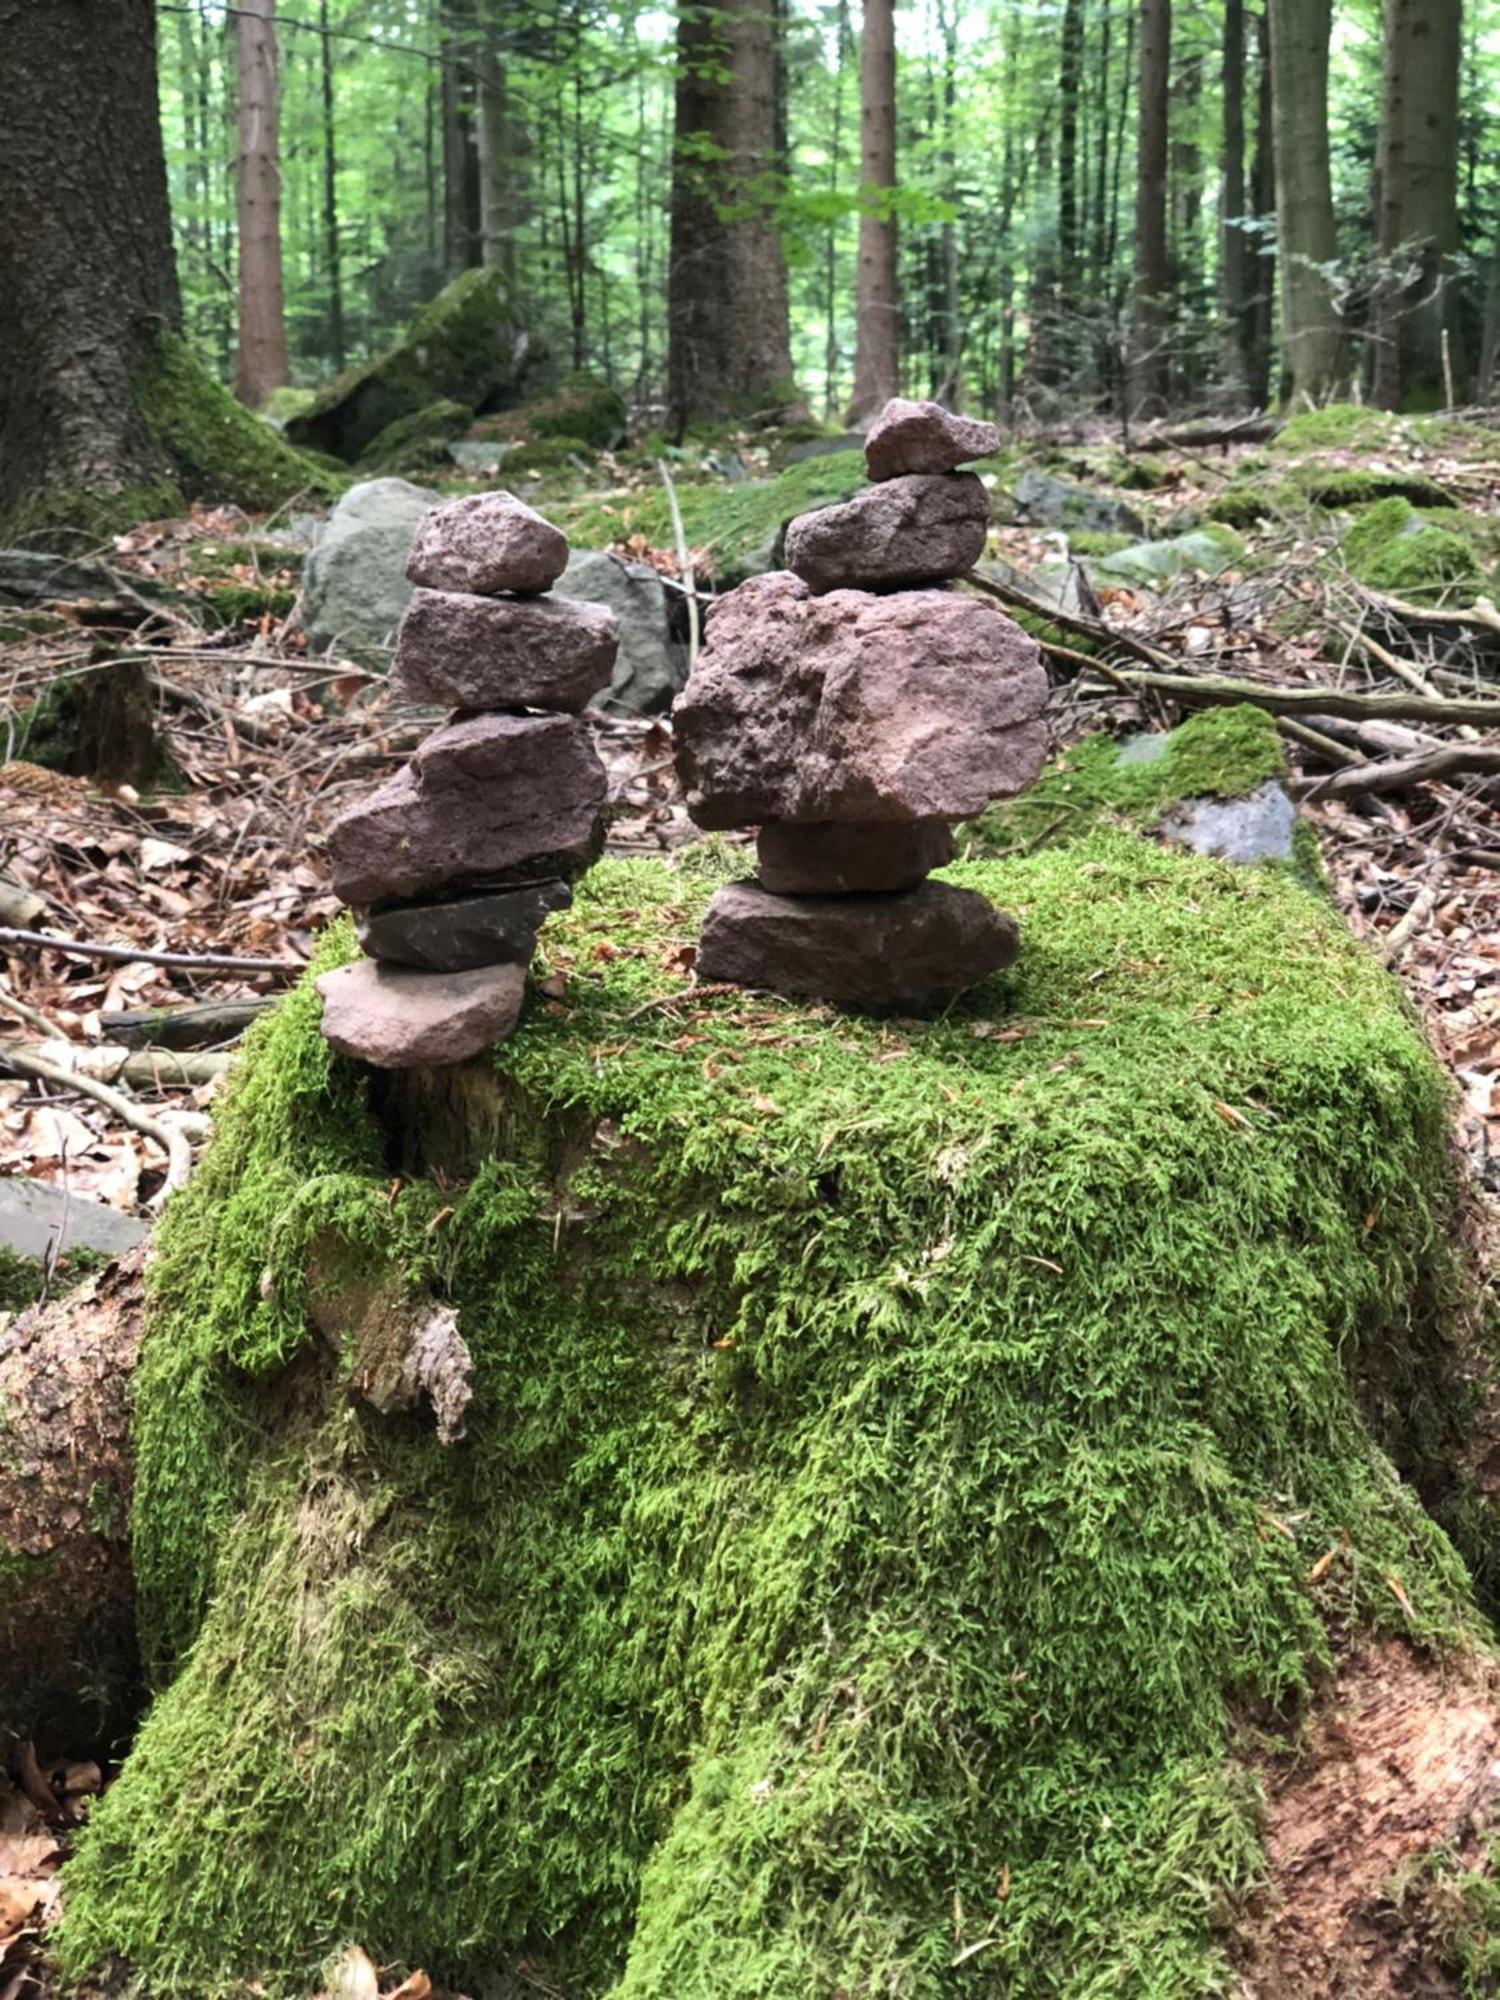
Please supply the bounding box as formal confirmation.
[560,448,869,585]
[1343,496,1485,598]
[1292,464,1457,510]
[287,269,540,464]
[1274,404,1410,453]
[474,371,627,451]
[256,386,317,429]
[58,831,1498,1999]
[356,398,473,476]
[1204,482,1293,528]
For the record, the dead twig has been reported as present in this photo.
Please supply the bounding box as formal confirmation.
[0,927,303,979]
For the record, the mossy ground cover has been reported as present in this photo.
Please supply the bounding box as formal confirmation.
[58,825,1496,1999]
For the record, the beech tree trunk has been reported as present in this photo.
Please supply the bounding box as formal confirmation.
[0,0,182,530]
[667,0,801,430]
[1129,0,1171,418]
[1372,0,1463,411]
[475,1,518,281]
[1220,0,1250,400]
[232,0,289,410]
[1246,3,1276,409]
[441,0,481,276]
[319,0,346,374]
[1267,0,1347,405]
[846,0,899,422]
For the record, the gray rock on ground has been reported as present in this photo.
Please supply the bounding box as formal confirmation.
[864,399,1002,482]
[0,1178,147,1266]
[301,478,438,667]
[784,473,990,593]
[1012,468,1146,539]
[756,820,955,895]
[391,588,618,714]
[674,573,1048,829]
[1160,780,1298,865]
[316,957,527,1068]
[559,550,688,716]
[697,879,1020,1011]
[326,711,606,906]
[405,491,569,597]
[358,880,572,972]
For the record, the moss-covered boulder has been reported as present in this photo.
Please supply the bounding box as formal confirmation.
[474,370,627,451]
[356,398,473,476]
[287,269,539,465]
[58,834,1500,1998]
[1343,496,1486,599]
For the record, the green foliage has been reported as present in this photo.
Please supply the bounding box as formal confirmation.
[965,705,1287,859]
[560,449,867,581]
[0,1246,110,1315]
[1274,405,1412,453]
[59,834,1487,1999]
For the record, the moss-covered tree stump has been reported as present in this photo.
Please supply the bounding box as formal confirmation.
[58,836,1500,1996]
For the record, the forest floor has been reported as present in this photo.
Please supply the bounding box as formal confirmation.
[2,410,1500,1997]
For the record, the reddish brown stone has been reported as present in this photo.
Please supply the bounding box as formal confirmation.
[326,712,606,906]
[390,588,617,713]
[756,819,954,894]
[696,879,1019,1010]
[864,398,1002,481]
[316,958,526,1067]
[673,572,1047,830]
[405,490,568,596]
[783,473,989,592]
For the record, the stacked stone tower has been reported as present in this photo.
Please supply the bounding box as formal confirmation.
[316,492,613,1067]
[672,398,1049,1010]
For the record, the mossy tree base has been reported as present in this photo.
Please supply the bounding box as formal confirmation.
[59,838,1500,1998]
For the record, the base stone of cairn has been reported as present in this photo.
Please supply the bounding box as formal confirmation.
[672,398,1046,1013]
[316,491,613,1067]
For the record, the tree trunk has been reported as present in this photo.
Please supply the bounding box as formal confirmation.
[0,0,181,531]
[232,0,289,409]
[1220,0,1250,400]
[475,0,517,281]
[667,0,801,431]
[846,0,899,422]
[1055,0,1085,386]
[319,0,346,374]
[441,0,481,276]
[1246,2,1276,408]
[1371,0,1463,411]
[1267,0,1347,405]
[1129,0,1171,418]
[0,1250,146,1750]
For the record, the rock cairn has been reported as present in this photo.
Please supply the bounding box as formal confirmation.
[316,491,613,1067]
[673,398,1049,1011]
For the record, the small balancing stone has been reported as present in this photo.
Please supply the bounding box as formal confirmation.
[696,880,1019,1011]
[782,472,989,593]
[863,397,1002,482]
[390,588,618,714]
[755,820,954,895]
[358,880,573,973]
[315,959,526,1069]
[405,489,568,596]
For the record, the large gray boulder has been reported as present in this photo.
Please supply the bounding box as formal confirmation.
[1013,468,1146,538]
[559,549,688,716]
[301,479,438,667]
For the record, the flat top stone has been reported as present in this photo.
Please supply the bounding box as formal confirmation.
[317,957,527,1069]
[864,399,1002,482]
[406,490,569,597]
[783,473,989,593]
[673,571,1048,829]
[391,588,617,714]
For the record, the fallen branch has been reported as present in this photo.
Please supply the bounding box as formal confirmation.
[657,460,700,670]
[0,1045,193,1198]
[1299,744,1500,799]
[1124,413,1281,452]
[0,927,303,979]
[1358,588,1500,639]
[964,571,1175,671]
[8,1039,232,1088]
[102,995,277,1049]
[1078,667,1500,730]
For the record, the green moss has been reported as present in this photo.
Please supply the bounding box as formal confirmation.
[559,449,869,584]
[482,371,627,450]
[966,704,1287,860]
[1205,484,1288,528]
[0,1244,114,1315]
[201,581,299,625]
[1065,529,1134,557]
[59,826,1495,1999]
[257,387,317,428]
[356,398,472,475]
[1275,404,1408,453]
[1343,497,1484,598]
[1293,465,1457,510]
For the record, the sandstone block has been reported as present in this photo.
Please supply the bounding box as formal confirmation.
[673,573,1047,829]
[327,713,605,906]
[405,490,568,596]
[696,879,1019,1011]
[863,398,1002,481]
[316,958,527,1067]
[783,473,989,591]
[390,588,618,713]
[756,819,954,894]
[357,880,572,971]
